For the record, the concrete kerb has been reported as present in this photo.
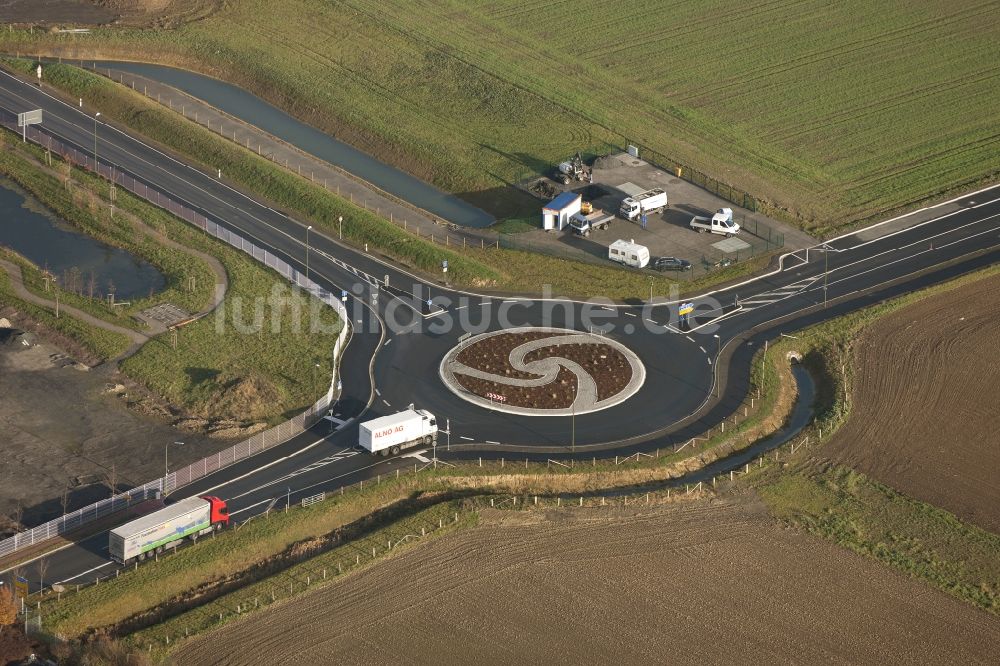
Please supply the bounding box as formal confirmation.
[439,327,645,416]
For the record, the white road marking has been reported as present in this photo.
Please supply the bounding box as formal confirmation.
[685,335,694,342]
[196,434,343,497]
[56,561,114,584]
[699,346,706,353]
[624,312,637,317]
[229,497,279,517]
[227,448,360,500]
[459,436,474,441]
[382,399,391,407]
[404,452,430,463]
[383,338,391,347]
[486,440,500,445]
[374,388,381,396]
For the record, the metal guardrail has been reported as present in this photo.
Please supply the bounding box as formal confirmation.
[0,113,351,558]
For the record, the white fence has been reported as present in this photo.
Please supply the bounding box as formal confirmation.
[0,112,352,558]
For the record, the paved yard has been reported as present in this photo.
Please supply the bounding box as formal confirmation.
[520,153,815,272]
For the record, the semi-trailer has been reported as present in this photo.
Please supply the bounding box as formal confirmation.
[359,408,438,456]
[109,495,229,564]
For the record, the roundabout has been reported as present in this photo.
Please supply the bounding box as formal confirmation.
[439,327,645,416]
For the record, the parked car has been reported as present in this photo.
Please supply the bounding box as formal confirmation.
[652,256,691,272]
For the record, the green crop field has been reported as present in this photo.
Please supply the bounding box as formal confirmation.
[5,0,997,228]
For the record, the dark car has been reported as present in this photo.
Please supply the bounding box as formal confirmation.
[652,256,691,271]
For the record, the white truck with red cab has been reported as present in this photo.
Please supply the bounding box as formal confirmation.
[359,408,438,456]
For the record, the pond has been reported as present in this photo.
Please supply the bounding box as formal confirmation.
[0,178,166,300]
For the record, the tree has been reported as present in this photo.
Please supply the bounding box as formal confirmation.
[0,584,16,625]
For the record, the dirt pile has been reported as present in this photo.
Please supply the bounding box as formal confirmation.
[198,373,282,424]
[824,272,1000,533]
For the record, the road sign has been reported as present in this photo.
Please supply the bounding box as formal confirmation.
[17,109,42,143]
[17,109,42,127]
[678,302,695,316]
[341,290,348,302]
[14,576,28,600]
[442,260,448,273]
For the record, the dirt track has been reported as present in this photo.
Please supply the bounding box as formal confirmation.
[172,500,1000,665]
[824,273,1000,533]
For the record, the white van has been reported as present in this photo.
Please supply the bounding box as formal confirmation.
[608,239,650,268]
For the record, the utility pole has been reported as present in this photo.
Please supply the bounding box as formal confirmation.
[305,225,313,282]
[338,215,343,240]
[714,334,721,398]
[571,402,576,453]
[93,112,100,171]
[166,441,183,478]
[824,245,829,308]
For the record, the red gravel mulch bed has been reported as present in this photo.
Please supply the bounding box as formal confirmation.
[454,367,578,409]
[451,331,634,408]
[523,342,631,401]
[455,332,559,380]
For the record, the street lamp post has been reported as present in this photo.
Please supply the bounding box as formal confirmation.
[93,112,101,172]
[824,246,829,308]
[713,334,721,398]
[571,402,576,453]
[338,215,343,240]
[165,441,183,478]
[305,225,313,282]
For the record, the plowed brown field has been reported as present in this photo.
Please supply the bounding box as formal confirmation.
[172,501,1000,665]
[825,272,1000,532]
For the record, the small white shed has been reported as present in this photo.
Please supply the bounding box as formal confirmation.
[542,192,582,231]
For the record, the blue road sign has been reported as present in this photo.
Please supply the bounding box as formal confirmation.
[341,290,348,302]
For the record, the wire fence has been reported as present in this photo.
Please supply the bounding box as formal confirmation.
[0,113,351,559]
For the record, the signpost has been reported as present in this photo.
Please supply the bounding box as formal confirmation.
[442,260,448,274]
[14,576,28,601]
[341,289,348,303]
[678,301,695,328]
[17,109,42,143]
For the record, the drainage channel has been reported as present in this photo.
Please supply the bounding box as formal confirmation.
[85,60,495,228]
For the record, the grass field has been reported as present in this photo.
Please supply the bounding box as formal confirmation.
[3,1,998,228]
[0,134,340,424]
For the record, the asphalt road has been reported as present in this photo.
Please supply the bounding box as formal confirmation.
[1,67,998,590]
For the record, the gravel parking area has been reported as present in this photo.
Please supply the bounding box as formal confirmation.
[520,153,816,272]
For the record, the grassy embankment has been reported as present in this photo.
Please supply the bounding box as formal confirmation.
[0,131,340,424]
[745,264,1000,614]
[3,0,998,228]
[0,58,770,300]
